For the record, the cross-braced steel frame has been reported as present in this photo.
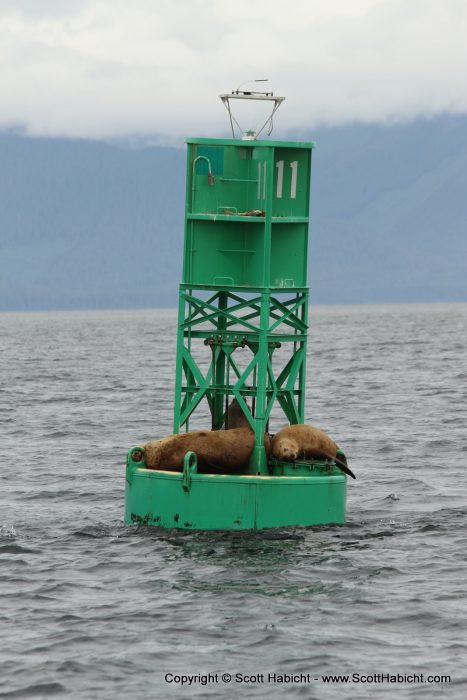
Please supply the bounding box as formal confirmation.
[173,285,309,473]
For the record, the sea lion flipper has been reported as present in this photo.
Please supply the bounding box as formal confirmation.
[336,461,356,479]
[335,451,356,479]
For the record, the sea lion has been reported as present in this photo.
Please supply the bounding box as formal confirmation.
[143,427,270,473]
[222,398,251,429]
[271,424,355,479]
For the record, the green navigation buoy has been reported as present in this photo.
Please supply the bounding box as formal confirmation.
[125,89,348,530]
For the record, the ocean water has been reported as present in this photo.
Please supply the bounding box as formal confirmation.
[1,303,466,699]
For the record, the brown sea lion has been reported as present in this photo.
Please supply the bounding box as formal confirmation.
[143,427,270,473]
[222,398,251,429]
[271,424,355,479]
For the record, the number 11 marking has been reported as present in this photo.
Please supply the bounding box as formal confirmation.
[275,160,298,199]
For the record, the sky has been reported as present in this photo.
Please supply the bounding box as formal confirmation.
[1,0,467,143]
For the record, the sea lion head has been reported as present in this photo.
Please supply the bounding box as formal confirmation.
[277,437,298,461]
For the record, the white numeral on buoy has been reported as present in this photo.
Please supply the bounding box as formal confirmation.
[257,162,267,200]
[275,160,299,199]
[257,160,299,200]
[290,160,298,199]
[276,160,284,198]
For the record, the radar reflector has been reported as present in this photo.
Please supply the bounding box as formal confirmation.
[220,80,285,140]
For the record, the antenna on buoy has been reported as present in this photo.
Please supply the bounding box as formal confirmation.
[219,79,285,140]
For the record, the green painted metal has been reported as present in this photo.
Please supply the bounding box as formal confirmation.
[175,138,314,469]
[125,133,348,530]
[184,139,311,289]
[125,450,346,530]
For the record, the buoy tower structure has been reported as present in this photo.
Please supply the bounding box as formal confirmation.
[125,89,348,529]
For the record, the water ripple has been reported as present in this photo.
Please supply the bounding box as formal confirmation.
[0,304,466,698]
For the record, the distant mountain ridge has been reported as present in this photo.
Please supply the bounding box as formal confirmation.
[1,116,466,311]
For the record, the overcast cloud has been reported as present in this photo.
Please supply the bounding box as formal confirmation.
[1,0,466,142]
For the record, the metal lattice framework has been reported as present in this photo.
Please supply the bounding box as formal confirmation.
[173,287,309,472]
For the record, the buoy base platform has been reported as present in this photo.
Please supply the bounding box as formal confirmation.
[125,447,347,531]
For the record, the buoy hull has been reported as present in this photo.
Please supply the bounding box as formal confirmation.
[125,451,347,530]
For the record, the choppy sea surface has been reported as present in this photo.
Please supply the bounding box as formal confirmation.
[1,303,466,699]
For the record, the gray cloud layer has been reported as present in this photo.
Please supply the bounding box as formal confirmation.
[1,0,466,141]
